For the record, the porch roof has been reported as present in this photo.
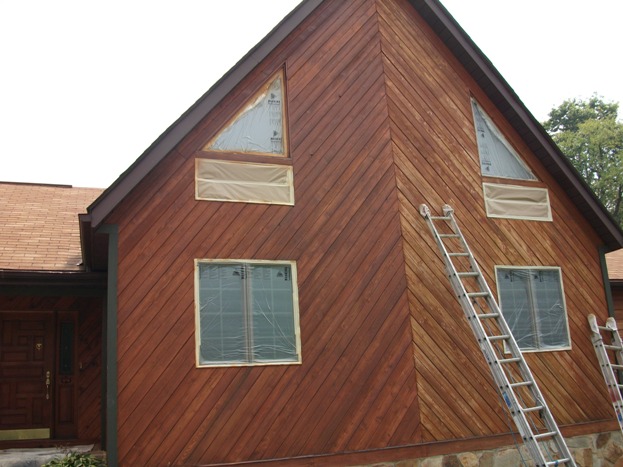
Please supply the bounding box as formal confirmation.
[0,182,102,272]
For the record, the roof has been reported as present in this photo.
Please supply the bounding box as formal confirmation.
[82,0,623,251]
[0,182,102,271]
[607,249,623,281]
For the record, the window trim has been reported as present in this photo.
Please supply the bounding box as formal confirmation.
[203,69,289,158]
[195,158,295,205]
[471,98,537,182]
[194,259,302,368]
[494,265,571,353]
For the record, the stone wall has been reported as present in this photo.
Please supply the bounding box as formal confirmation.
[365,431,623,467]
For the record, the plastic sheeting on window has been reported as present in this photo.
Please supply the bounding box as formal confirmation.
[205,75,286,156]
[496,267,570,351]
[196,261,301,366]
[471,99,536,180]
[483,183,552,221]
[195,159,294,205]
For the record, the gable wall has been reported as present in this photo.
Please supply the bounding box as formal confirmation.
[378,0,613,443]
[106,1,421,465]
[103,0,618,464]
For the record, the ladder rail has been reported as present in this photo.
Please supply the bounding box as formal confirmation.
[420,203,576,467]
[588,314,623,432]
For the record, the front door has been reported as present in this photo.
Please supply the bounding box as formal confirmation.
[0,312,55,440]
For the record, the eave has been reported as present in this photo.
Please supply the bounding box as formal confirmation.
[0,269,107,296]
[82,0,623,251]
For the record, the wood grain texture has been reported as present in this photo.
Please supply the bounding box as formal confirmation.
[104,0,616,464]
[110,1,420,465]
[0,296,102,442]
[377,0,612,443]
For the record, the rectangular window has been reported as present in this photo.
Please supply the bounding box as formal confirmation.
[195,159,294,205]
[483,183,552,221]
[195,260,301,367]
[495,267,570,351]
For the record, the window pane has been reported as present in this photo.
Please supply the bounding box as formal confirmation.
[497,269,537,350]
[249,264,298,362]
[198,263,247,364]
[531,270,569,349]
[196,261,300,366]
[472,100,536,180]
[206,75,285,155]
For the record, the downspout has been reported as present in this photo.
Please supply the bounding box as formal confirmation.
[99,224,118,467]
[599,245,615,318]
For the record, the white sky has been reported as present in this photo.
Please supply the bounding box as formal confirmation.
[1,1,621,188]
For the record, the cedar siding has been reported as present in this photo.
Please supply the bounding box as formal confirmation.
[378,0,612,442]
[91,0,621,465]
[108,1,419,464]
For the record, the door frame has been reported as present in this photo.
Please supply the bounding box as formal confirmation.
[0,311,78,442]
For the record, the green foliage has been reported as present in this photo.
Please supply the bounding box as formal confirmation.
[42,451,106,467]
[543,95,619,133]
[543,95,623,226]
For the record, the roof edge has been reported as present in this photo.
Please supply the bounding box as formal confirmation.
[86,0,322,228]
[410,0,623,250]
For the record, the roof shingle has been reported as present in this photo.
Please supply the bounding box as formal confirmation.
[0,182,102,271]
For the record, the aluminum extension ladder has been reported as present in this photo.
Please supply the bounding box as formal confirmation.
[587,314,623,433]
[420,204,576,467]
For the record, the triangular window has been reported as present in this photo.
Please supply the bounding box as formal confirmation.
[471,99,536,180]
[204,71,287,157]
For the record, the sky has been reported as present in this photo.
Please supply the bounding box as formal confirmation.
[1,1,621,188]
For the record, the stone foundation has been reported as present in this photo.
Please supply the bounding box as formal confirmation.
[365,431,623,466]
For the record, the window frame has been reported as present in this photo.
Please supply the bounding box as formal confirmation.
[494,265,571,353]
[195,158,295,205]
[203,69,289,158]
[194,259,302,368]
[483,182,552,222]
[471,98,537,182]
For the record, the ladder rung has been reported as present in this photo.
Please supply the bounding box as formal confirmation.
[510,381,533,388]
[467,292,489,298]
[521,405,544,413]
[476,312,499,319]
[499,357,521,364]
[604,344,622,351]
[448,252,469,257]
[439,234,460,239]
[457,272,479,277]
[430,216,451,221]
[612,364,623,370]
[488,334,510,341]
[546,459,570,466]
[533,431,557,440]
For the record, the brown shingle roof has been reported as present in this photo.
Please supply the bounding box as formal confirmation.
[0,182,102,271]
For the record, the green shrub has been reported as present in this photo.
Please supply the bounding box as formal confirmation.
[42,451,106,467]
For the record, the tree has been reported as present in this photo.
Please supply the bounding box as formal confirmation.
[543,96,623,226]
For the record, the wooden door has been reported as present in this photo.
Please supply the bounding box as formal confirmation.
[0,312,55,440]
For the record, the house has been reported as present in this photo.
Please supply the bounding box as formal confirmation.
[3,0,623,465]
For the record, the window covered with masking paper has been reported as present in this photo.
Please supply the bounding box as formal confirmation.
[495,267,570,351]
[195,260,301,366]
[204,72,287,156]
[471,99,536,181]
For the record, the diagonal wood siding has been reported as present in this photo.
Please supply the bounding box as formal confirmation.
[104,0,618,464]
[377,0,613,443]
[108,1,421,465]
